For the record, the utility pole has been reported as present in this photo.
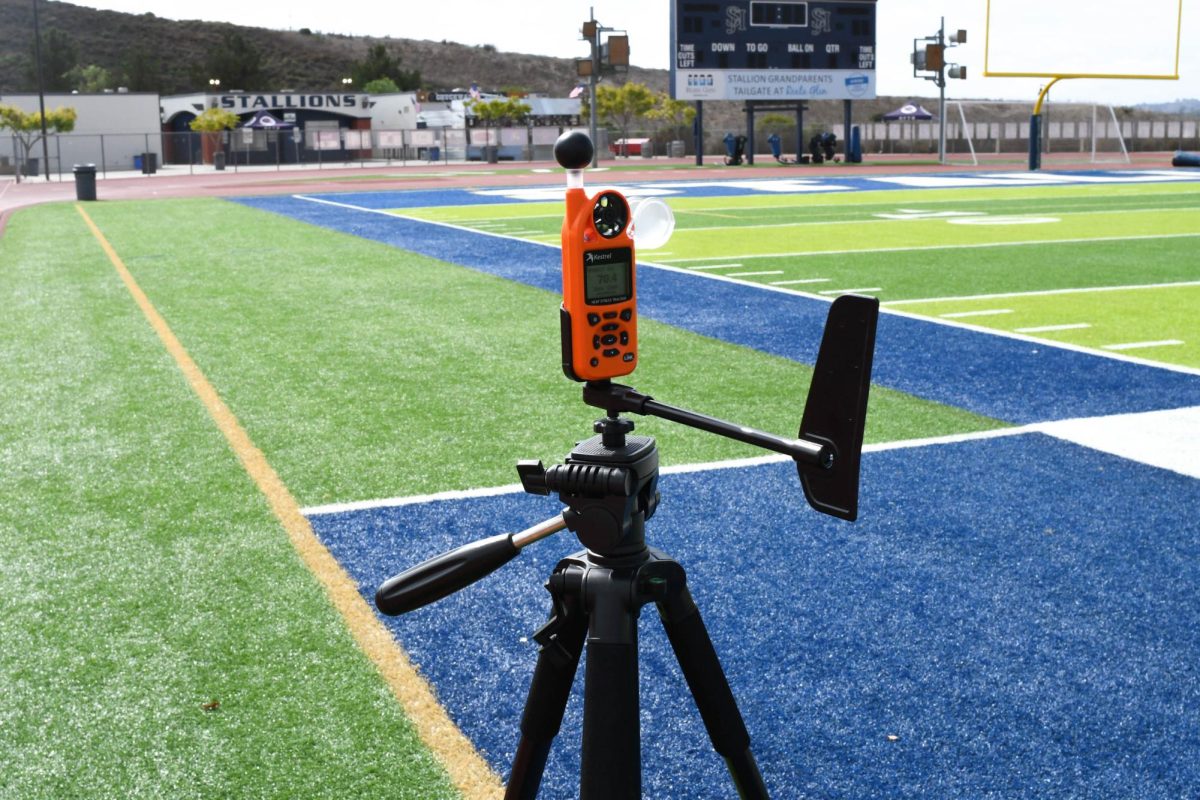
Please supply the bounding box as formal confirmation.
[31,0,51,180]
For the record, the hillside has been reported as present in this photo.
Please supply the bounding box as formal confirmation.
[0,0,664,96]
[3,0,1189,147]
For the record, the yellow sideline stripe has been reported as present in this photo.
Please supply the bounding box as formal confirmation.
[75,204,503,800]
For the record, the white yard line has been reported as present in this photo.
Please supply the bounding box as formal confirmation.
[671,204,1200,233]
[940,309,1014,319]
[300,426,1032,516]
[727,270,785,277]
[293,194,1200,381]
[1014,323,1092,333]
[302,406,1200,516]
[655,232,1200,264]
[1102,340,1185,351]
[886,280,1200,306]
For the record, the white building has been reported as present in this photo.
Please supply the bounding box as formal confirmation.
[1,91,161,175]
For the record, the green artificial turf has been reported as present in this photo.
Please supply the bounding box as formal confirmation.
[0,204,458,799]
[0,194,1009,799]
[4,176,1192,796]
[894,284,1200,368]
[72,198,1000,505]
[402,183,1200,305]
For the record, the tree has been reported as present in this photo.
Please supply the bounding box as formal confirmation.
[645,92,697,144]
[466,96,532,128]
[0,104,76,176]
[466,96,531,161]
[188,107,240,133]
[122,49,162,93]
[596,82,655,155]
[188,107,239,164]
[65,64,114,93]
[199,33,264,89]
[362,77,400,95]
[351,44,420,91]
[27,28,77,92]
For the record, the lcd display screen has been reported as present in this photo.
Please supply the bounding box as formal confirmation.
[584,248,632,305]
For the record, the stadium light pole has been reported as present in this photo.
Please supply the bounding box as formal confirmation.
[579,9,629,168]
[583,14,599,167]
[912,20,966,163]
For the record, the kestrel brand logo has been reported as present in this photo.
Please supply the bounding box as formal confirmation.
[585,251,619,264]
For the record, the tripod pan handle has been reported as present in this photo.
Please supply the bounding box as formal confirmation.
[375,515,568,615]
[375,533,519,615]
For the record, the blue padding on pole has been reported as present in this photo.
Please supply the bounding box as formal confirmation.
[237,195,1200,424]
[1172,150,1200,167]
[313,435,1200,799]
[1029,113,1042,171]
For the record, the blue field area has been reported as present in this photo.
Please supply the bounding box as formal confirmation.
[312,434,1200,799]
[259,168,1200,210]
[238,194,1200,423]
[243,178,1199,797]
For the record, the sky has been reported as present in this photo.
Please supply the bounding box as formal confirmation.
[73,0,1196,106]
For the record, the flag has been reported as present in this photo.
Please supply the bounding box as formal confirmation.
[569,84,585,99]
[469,83,481,100]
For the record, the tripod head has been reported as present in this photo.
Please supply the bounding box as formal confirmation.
[376,132,879,617]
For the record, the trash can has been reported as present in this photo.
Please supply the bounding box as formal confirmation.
[141,152,158,174]
[133,154,143,171]
[669,140,685,158]
[214,151,226,171]
[767,133,782,161]
[73,164,97,201]
[428,146,440,162]
[849,126,863,163]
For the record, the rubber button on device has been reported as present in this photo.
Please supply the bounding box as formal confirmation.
[620,308,633,321]
[603,348,620,358]
[588,313,601,325]
[622,352,635,362]
[601,323,619,332]
[620,332,629,345]
[601,334,617,345]
[603,311,618,319]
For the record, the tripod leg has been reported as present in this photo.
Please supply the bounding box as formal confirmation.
[657,581,770,800]
[506,568,589,800]
[580,589,642,800]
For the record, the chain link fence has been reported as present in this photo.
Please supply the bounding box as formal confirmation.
[2,125,598,180]
[6,116,1198,180]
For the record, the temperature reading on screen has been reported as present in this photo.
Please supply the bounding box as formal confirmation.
[584,250,632,305]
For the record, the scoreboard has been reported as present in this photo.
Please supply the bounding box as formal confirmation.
[671,0,877,101]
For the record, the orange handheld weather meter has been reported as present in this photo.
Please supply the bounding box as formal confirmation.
[554,131,638,382]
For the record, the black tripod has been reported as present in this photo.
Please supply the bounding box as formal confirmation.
[506,414,769,798]
[376,296,879,798]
